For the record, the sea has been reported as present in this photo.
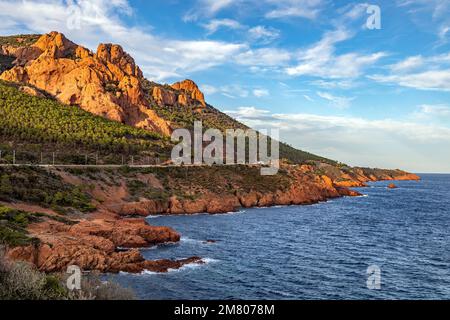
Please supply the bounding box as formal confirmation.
[108,174,450,300]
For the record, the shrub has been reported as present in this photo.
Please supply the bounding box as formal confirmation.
[0,247,136,300]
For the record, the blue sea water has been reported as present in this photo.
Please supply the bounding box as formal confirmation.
[109,174,450,300]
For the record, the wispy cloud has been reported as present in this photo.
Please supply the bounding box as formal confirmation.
[265,0,325,19]
[413,104,450,119]
[285,29,387,79]
[316,91,355,109]
[397,0,450,43]
[370,53,450,91]
[183,0,235,21]
[201,19,243,35]
[247,25,280,44]
[253,88,270,98]
[235,47,292,67]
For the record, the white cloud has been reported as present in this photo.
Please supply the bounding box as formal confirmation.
[0,0,248,81]
[413,104,450,118]
[183,0,235,21]
[370,70,450,91]
[265,0,324,19]
[316,91,355,109]
[220,84,249,98]
[235,48,292,67]
[303,94,314,102]
[389,55,424,72]
[200,84,219,95]
[201,19,242,35]
[311,79,356,89]
[397,0,450,43]
[225,106,450,172]
[285,29,387,79]
[370,53,450,91]
[247,25,280,44]
[253,89,270,97]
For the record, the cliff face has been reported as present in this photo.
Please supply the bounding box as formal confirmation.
[0,32,175,135]
[0,32,210,135]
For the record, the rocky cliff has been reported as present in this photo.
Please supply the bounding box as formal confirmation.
[0,32,210,136]
[0,32,175,135]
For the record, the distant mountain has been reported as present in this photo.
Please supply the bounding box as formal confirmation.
[0,32,332,164]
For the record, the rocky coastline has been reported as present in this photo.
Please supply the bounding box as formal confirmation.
[3,164,420,274]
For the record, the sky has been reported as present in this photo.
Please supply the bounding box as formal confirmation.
[0,0,450,172]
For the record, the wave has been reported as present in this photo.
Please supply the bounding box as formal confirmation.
[168,257,220,272]
[122,257,220,276]
[180,236,205,245]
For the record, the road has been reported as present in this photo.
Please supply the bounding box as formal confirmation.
[0,163,262,169]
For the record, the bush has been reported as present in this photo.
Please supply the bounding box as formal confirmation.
[0,248,69,300]
[0,247,136,300]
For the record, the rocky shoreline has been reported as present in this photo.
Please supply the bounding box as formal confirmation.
[3,164,420,274]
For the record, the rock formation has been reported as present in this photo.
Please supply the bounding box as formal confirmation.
[149,79,206,108]
[171,79,206,107]
[0,32,172,135]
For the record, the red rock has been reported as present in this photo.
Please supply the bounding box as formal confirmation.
[0,32,172,136]
[171,79,206,107]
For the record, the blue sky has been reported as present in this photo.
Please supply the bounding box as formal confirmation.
[0,0,450,172]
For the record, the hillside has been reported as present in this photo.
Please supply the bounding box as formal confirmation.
[0,81,171,164]
[0,32,332,165]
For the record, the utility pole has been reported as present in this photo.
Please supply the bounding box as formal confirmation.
[40,152,43,164]
[131,155,134,166]
[85,154,88,165]
[13,150,15,165]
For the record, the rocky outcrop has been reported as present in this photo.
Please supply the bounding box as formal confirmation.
[171,79,206,107]
[0,31,171,136]
[149,79,206,109]
[152,86,177,106]
[4,212,195,273]
[7,244,203,274]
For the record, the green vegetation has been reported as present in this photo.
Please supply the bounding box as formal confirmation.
[0,247,136,300]
[0,81,171,160]
[0,205,77,247]
[0,34,40,47]
[126,179,171,202]
[143,80,335,165]
[110,165,292,199]
[0,166,95,213]
[0,206,39,246]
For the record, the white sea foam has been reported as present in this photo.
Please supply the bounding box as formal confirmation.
[180,236,204,244]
